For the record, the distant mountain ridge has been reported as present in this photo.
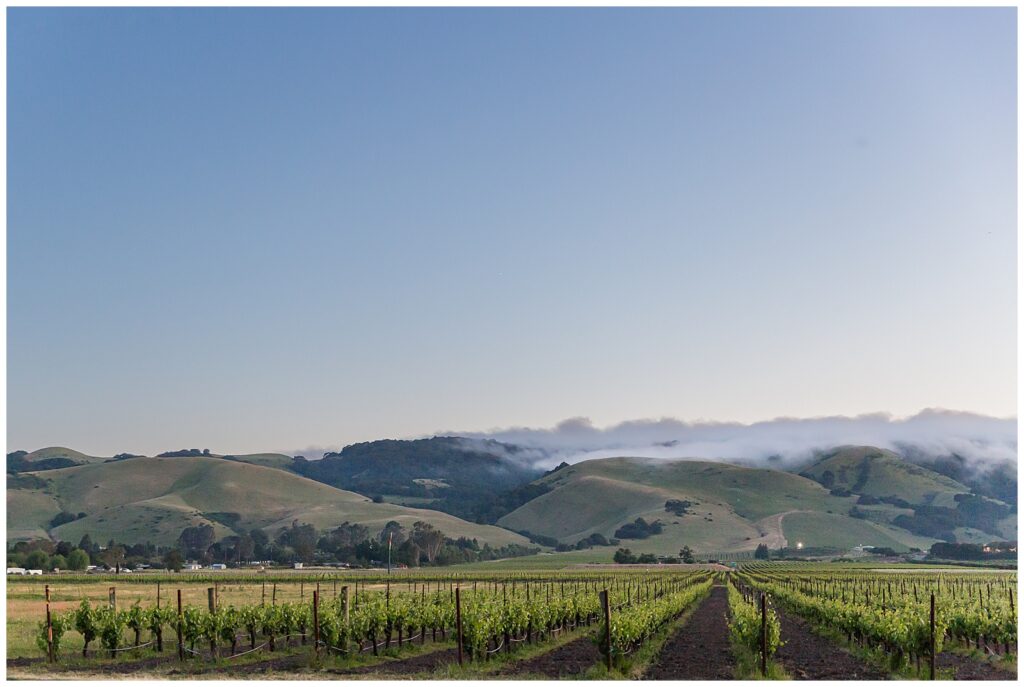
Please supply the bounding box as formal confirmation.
[290,437,544,523]
[7,439,1016,554]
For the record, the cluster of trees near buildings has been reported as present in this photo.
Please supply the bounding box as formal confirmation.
[8,520,538,572]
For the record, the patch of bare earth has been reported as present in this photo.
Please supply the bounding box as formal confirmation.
[644,585,734,680]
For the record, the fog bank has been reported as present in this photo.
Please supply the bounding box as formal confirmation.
[451,409,1016,470]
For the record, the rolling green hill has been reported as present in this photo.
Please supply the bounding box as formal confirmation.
[497,456,951,555]
[23,447,106,464]
[7,446,113,473]
[799,446,971,504]
[7,456,531,548]
[499,457,867,554]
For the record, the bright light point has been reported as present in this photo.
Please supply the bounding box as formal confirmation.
[796,542,804,549]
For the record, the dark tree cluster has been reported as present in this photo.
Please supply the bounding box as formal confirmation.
[48,511,86,528]
[554,532,614,552]
[6,451,79,474]
[664,499,693,517]
[612,548,658,564]
[157,448,212,457]
[613,517,663,540]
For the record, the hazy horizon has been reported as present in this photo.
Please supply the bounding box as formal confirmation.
[8,8,1016,455]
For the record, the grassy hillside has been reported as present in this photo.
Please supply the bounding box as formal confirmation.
[6,489,61,541]
[219,453,295,471]
[22,447,106,464]
[799,446,969,504]
[780,512,937,551]
[8,457,530,548]
[499,457,853,553]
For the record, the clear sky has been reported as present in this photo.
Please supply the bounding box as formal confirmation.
[7,8,1017,456]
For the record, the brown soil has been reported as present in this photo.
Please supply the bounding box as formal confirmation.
[329,647,459,676]
[936,652,1017,681]
[498,635,601,678]
[774,608,888,680]
[8,652,179,675]
[644,585,734,680]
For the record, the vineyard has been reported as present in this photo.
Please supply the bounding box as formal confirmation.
[736,563,1018,679]
[6,564,1018,680]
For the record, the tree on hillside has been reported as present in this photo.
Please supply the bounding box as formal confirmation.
[49,554,67,571]
[679,546,695,564]
[754,543,770,560]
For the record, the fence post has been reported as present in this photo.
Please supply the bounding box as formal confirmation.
[45,585,54,663]
[157,582,161,609]
[760,592,768,677]
[600,589,612,671]
[208,587,216,612]
[455,587,464,666]
[262,581,266,606]
[272,583,277,606]
[313,590,320,658]
[176,590,184,661]
[342,586,350,625]
[109,586,116,611]
[930,593,936,680]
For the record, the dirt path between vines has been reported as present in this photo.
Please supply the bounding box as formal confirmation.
[936,652,1017,681]
[328,647,459,676]
[644,585,733,680]
[498,634,600,678]
[774,607,888,680]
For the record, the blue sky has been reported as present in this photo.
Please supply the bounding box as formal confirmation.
[7,8,1017,456]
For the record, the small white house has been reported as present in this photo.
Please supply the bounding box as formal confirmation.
[184,562,203,571]
[293,562,303,570]
[209,563,227,570]
[27,569,43,576]
[6,567,26,575]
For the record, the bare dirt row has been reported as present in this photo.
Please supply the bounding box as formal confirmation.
[773,607,888,680]
[644,584,734,679]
